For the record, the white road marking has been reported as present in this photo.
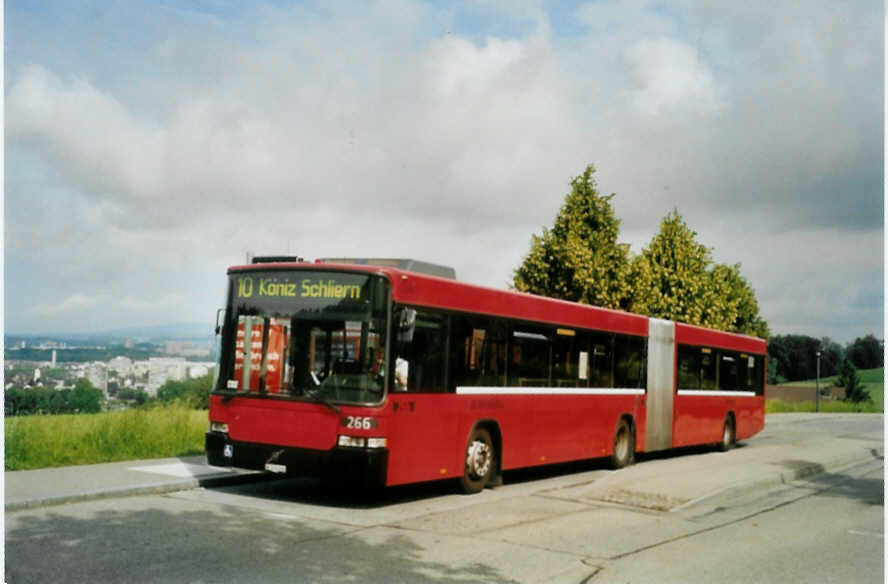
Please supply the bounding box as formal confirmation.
[128,461,234,478]
[847,530,884,539]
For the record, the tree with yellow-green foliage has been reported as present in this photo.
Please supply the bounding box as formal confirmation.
[629,211,769,338]
[513,164,770,339]
[628,210,712,324]
[708,263,770,338]
[512,165,632,310]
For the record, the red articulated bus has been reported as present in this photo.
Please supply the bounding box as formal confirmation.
[206,257,766,493]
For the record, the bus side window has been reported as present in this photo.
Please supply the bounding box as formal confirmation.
[551,329,592,388]
[753,355,765,395]
[510,327,551,387]
[741,353,765,395]
[588,332,614,388]
[719,351,740,391]
[614,334,646,389]
[394,311,448,393]
[450,315,479,388]
[450,315,506,388]
[700,349,717,390]
[677,345,700,389]
[479,320,507,386]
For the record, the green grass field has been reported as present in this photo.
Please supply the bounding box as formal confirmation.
[5,405,208,471]
[771,367,884,413]
[6,370,883,470]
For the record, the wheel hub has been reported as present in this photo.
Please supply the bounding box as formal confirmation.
[466,440,491,479]
[615,431,628,458]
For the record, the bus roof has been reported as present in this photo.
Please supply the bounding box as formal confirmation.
[318,257,456,279]
[674,321,767,354]
[229,259,647,337]
[229,258,766,350]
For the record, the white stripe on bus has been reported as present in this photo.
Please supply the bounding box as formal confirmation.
[677,390,757,397]
[456,387,645,396]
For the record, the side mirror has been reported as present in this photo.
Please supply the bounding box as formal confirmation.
[215,308,226,336]
[396,308,416,343]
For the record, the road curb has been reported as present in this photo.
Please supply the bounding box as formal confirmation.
[7,439,883,513]
[670,445,884,512]
[5,471,271,512]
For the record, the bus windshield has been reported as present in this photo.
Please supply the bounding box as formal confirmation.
[216,270,390,405]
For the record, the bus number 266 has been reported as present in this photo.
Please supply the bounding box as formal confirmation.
[343,416,377,430]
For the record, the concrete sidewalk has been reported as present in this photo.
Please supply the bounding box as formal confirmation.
[5,455,264,511]
[5,414,883,513]
[540,413,884,511]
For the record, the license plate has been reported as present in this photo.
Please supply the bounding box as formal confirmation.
[265,463,287,474]
[223,444,233,458]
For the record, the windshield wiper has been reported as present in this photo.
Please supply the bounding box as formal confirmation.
[302,389,341,414]
[219,390,253,403]
[217,387,339,413]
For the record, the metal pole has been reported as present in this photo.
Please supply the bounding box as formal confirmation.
[815,351,821,412]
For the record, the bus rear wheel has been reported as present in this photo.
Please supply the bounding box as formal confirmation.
[611,419,635,469]
[459,427,495,494]
[719,416,736,452]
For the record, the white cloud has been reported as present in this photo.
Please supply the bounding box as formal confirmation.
[29,293,109,318]
[119,293,186,313]
[427,36,526,97]
[623,37,726,117]
[7,66,165,203]
[3,1,882,342]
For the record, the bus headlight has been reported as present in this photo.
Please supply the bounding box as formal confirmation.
[210,422,229,434]
[337,436,387,449]
[366,438,387,449]
[338,435,366,448]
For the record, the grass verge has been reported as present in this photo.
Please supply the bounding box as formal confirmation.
[778,367,884,411]
[5,404,207,471]
[766,399,882,414]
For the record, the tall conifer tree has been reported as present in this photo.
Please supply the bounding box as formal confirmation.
[630,211,769,337]
[514,166,769,339]
[513,165,631,310]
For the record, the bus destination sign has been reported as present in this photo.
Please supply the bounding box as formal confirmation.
[236,275,362,300]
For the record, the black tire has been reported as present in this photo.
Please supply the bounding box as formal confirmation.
[459,427,495,494]
[719,416,736,452]
[611,418,635,469]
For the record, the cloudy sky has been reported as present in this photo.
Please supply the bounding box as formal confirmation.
[4,1,884,343]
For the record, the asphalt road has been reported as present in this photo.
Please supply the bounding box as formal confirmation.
[601,456,884,582]
[5,414,884,583]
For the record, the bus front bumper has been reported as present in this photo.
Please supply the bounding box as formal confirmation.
[205,431,388,488]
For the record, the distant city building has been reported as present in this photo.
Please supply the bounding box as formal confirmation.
[108,356,133,375]
[147,357,188,396]
[164,341,211,358]
[36,341,67,349]
[86,362,109,395]
[131,360,150,381]
[51,349,57,367]
[188,364,211,379]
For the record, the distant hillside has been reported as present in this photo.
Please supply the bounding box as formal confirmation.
[96,323,214,341]
[6,323,213,345]
[5,346,163,364]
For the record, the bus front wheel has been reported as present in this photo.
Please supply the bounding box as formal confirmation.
[611,419,635,469]
[459,427,495,494]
